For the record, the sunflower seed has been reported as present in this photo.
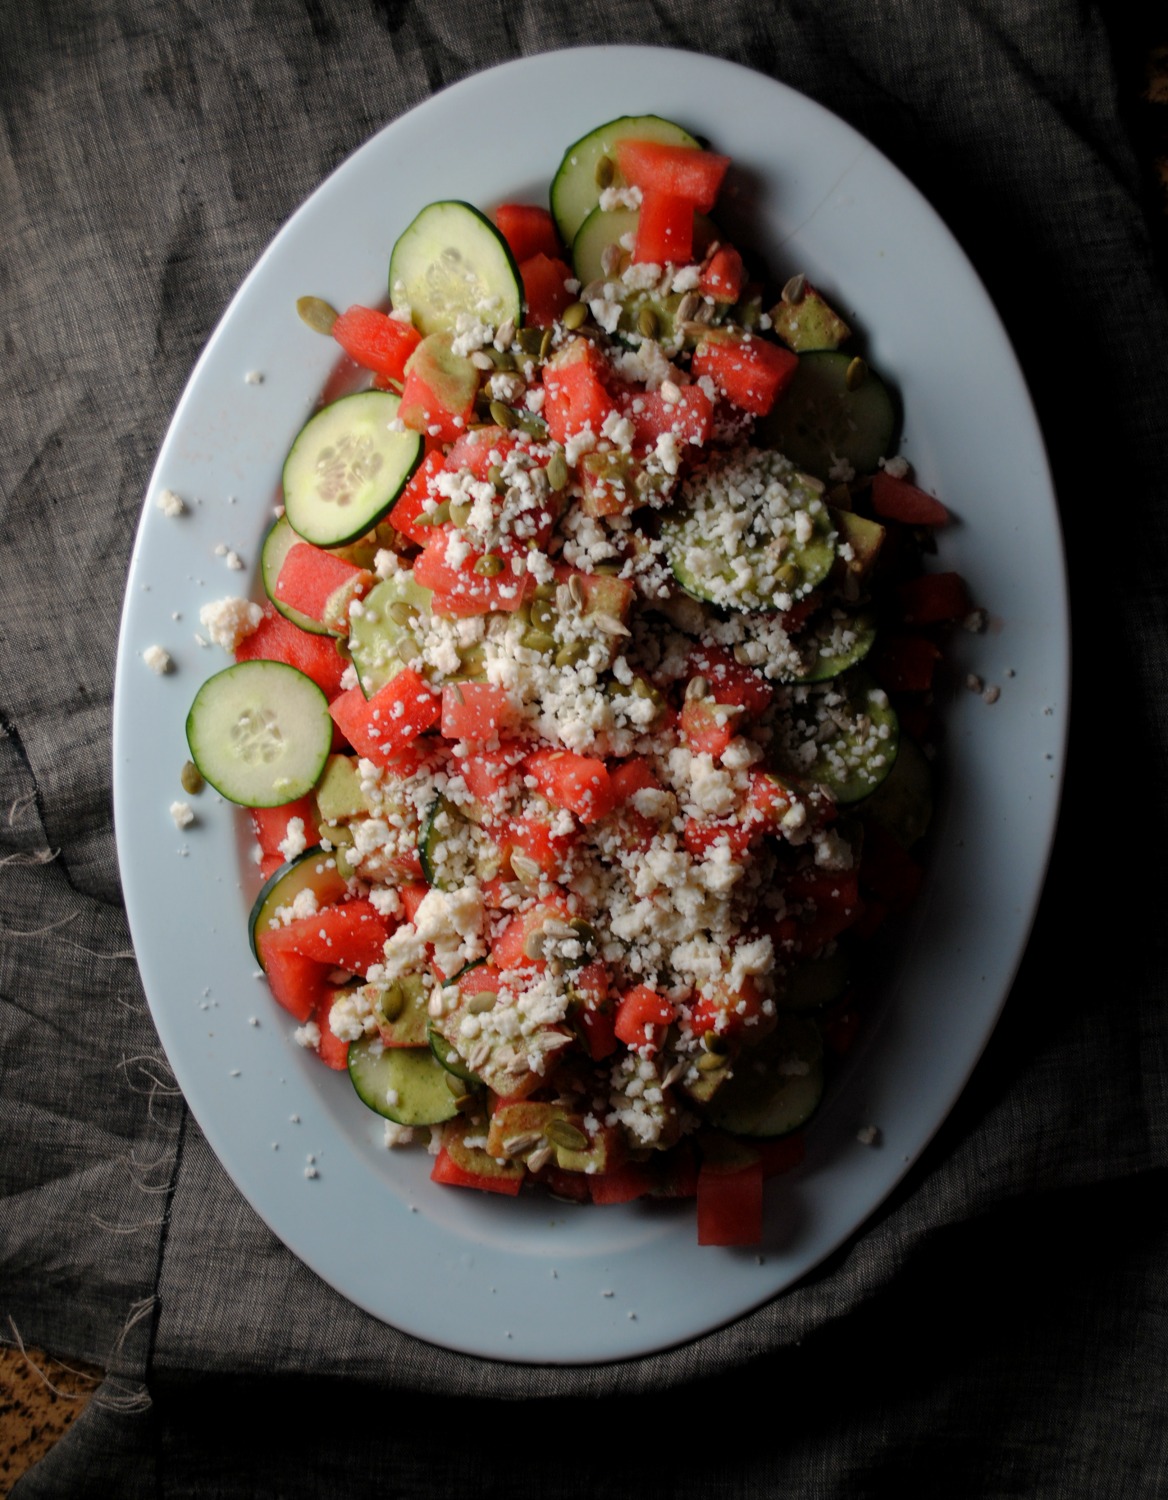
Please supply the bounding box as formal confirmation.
[781,273,806,305]
[568,573,585,607]
[685,675,709,701]
[676,292,700,323]
[845,356,868,391]
[502,1131,544,1157]
[592,613,631,637]
[526,1144,554,1173]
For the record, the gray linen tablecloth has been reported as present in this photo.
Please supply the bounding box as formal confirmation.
[2,1,1166,1494]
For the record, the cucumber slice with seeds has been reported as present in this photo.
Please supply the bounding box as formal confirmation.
[662,449,837,611]
[186,660,332,809]
[282,390,422,548]
[775,668,899,804]
[389,200,522,337]
[552,114,699,246]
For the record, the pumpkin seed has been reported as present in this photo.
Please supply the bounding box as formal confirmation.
[546,451,569,491]
[180,760,204,795]
[561,302,588,331]
[777,562,801,589]
[467,990,497,1014]
[295,295,339,334]
[489,401,516,430]
[522,928,548,962]
[516,327,544,356]
[534,580,558,600]
[449,498,473,529]
[637,306,659,340]
[445,1071,466,1095]
[521,628,557,655]
[845,356,868,391]
[569,918,597,950]
[378,984,406,1024]
[702,1029,729,1055]
[547,1119,588,1151]
[474,554,505,576]
[554,641,589,668]
[697,1051,728,1073]
[388,601,417,628]
[531,597,556,630]
[594,154,615,189]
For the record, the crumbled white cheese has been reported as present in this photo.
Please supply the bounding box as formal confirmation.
[143,645,172,675]
[199,597,263,652]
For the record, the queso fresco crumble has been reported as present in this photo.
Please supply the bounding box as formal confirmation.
[182,117,966,1245]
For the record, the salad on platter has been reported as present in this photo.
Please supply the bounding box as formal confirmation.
[182,115,970,1246]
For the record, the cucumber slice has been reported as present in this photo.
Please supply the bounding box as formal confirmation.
[776,669,899,804]
[551,114,699,246]
[704,1016,825,1137]
[780,948,851,1013]
[662,449,837,611]
[261,515,337,637]
[348,1039,460,1127]
[572,202,717,288]
[862,733,933,847]
[248,846,349,966]
[282,390,422,549]
[418,795,476,892]
[429,1025,484,1087]
[348,574,433,696]
[186,661,332,809]
[389,200,522,337]
[791,608,877,683]
[759,351,897,481]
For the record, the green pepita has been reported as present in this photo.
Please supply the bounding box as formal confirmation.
[180,760,204,795]
[467,990,497,1014]
[295,295,339,335]
[554,641,590,668]
[845,356,868,391]
[561,302,588,331]
[697,1051,728,1073]
[546,451,569,491]
[637,306,659,340]
[594,154,615,189]
[449,498,473,529]
[547,1118,588,1151]
[474,553,505,576]
[489,401,516,430]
